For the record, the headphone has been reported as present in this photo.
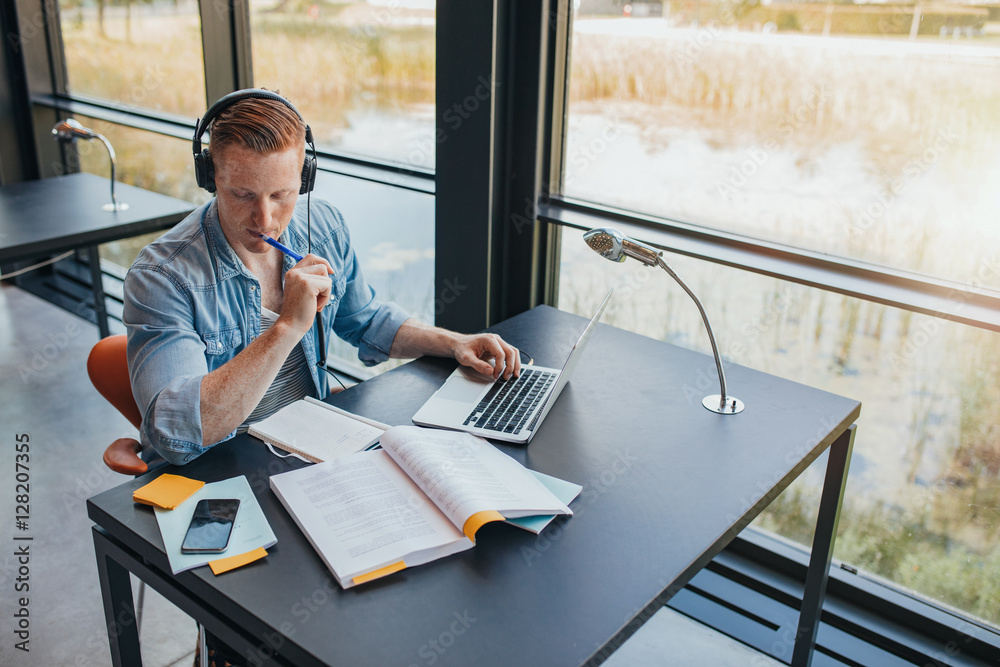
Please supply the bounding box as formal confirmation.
[194,90,343,388]
[192,88,317,195]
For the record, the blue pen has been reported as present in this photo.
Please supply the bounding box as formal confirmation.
[258,233,304,262]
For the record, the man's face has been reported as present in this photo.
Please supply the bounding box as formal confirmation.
[213,142,304,257]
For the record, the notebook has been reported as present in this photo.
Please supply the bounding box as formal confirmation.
[412,289,613,444]
[248,397,387,462]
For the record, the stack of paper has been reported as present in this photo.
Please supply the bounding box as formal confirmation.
[152,475,277,575]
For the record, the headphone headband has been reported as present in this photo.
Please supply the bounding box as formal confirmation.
[192,88,316,194]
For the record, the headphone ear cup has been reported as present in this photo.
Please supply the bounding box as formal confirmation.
[300,154,317,195]
[194,149,216,193]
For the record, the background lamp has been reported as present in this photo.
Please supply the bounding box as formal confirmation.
[583,227,744,415]
[52,119,129,212]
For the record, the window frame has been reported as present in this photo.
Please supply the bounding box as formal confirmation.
[8,0,1000,658]
[524,0,1000,661]
[21,0,435,192]
[10,0,434,382]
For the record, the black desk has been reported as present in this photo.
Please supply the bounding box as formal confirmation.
[0,173,195,337]
[88,306,860,666]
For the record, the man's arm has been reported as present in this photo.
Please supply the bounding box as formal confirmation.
[198,318,304,445]
[389,319,522,380]
[199,256,333,445]
[321,214,520,378]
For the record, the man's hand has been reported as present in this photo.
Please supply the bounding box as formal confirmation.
[277,254,334,336]
[452,332,521,380]
[200,254,333,446]
[389,321,521,380]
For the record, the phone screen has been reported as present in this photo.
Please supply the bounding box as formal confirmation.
[181,498,240,554]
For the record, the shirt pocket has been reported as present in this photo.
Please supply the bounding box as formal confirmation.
[332,274,346,301]
[320,275,348,331]
[202,325,243,357]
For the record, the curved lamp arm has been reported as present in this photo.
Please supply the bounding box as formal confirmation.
[52,119,128,212]
[94,133,123,212]
[583,226,744,415]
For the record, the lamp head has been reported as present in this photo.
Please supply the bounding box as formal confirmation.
[52,118,97,142]
[583,227,627,263]
[584,227,661,267]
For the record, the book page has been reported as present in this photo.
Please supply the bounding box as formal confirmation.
[269,450,470,588]
[381,426,572,535]
[249,397,384,462]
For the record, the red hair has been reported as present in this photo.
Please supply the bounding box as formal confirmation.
[208,91,305,155]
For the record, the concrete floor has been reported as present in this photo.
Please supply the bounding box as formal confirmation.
[0,283,780,667]
[604,608,783,667]
[0,284,196,667]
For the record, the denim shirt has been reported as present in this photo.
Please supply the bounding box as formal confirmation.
[123,198,409,466]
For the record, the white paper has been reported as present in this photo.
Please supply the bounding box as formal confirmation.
[506,471,584,534]
[269,451,471,588]
[249,397,385,462]
[382,426,573,531]
[154,475,277,575]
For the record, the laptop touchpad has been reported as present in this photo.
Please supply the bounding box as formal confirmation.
[437,373,490,401]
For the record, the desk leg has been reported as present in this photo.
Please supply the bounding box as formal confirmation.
[86,245,111,338]
[94,529,143,667]
[791,424,856,667]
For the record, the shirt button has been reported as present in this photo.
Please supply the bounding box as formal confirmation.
[250,286,257,292]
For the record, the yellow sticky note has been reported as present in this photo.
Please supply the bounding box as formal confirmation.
[462,510,505,542]
[132,474,205,510]
[209,547,268,575]
[353,561,407,586]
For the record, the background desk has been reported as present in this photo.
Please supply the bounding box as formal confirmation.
[0,173,195,337]
[88,305,860,666]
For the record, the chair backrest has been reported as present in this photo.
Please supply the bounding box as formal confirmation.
[87,334,142,430]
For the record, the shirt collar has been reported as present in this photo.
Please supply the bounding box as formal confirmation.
[281,211,310,260]
[203,199,248,282]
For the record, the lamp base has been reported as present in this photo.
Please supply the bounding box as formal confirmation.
[102,202,129,212]
[703,394,744,415]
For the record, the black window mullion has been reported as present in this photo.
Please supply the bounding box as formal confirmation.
[199,0,253,108]
[17,0,67,179]
[434,0,499,332]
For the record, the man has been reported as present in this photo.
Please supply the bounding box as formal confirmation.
[124,90,520,467]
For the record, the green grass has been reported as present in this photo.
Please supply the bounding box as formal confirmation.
[757,490,1000,625]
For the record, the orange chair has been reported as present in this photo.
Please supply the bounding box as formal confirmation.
[87,333,161,641]
[87,334,147,476]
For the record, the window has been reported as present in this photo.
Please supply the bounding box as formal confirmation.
[57,0,206,117]
[563,3,1000,289]
[316,171,435,377]
[559,227,1000,626]
[559,5,1000,628]
[69,116,211,270]
[248,0,436,168]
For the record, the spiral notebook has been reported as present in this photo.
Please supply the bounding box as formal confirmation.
[248,396,388,463]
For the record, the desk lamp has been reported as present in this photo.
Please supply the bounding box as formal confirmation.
[583,227,744,415]
[52,119,129,212]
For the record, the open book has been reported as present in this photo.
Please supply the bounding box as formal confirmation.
[269,425,580,589]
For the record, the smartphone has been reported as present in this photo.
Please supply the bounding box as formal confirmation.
[181,498,240,554]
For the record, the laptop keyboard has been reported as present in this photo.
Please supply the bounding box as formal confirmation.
[463,368,557,435]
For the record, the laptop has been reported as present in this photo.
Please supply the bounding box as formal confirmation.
[412,289,614,444]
